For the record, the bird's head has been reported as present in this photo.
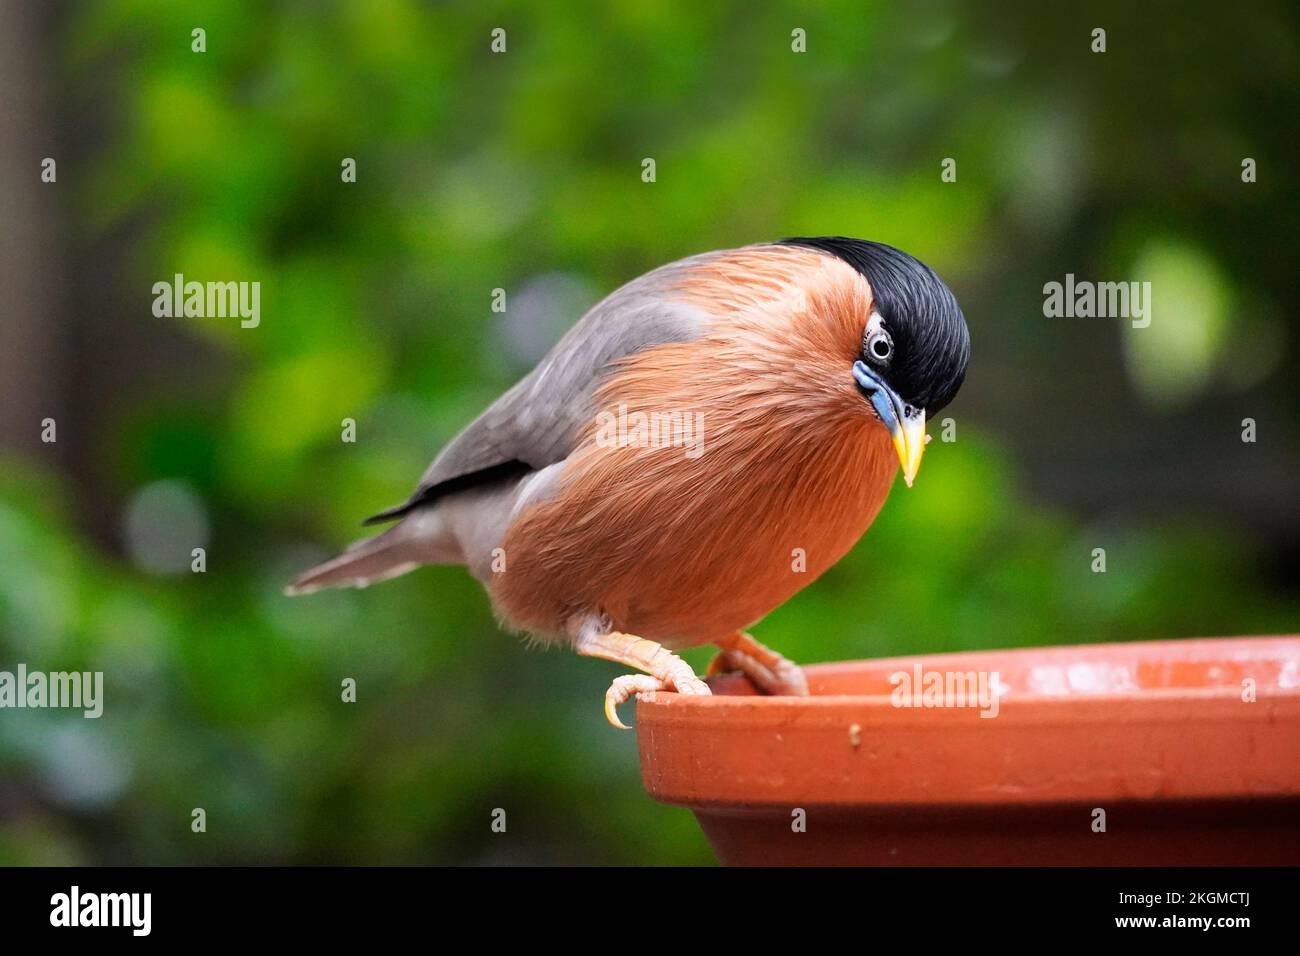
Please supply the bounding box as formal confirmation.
[780,236,969,488]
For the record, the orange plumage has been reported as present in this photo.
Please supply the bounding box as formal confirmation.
[495,246,896,647]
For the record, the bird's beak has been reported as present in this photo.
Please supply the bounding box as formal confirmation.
[852,360,927,487]
[892,410,927,488]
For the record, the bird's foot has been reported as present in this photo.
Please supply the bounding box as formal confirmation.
[708,631,809,696]
[602,671,710,730]
[576,628,711,729]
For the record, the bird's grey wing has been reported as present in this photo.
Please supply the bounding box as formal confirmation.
[364,252,718,524]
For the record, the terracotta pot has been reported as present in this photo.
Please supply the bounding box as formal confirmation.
[636,636,1300,865]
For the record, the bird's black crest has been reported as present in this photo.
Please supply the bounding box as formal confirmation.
[778,236,969,414]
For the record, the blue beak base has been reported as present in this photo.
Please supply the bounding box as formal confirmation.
[852,359,902,434]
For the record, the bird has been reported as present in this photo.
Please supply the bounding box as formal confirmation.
[286,237,969,728]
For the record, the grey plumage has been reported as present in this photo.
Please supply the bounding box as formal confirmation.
[366,251,716,523]
[285,250,716,595]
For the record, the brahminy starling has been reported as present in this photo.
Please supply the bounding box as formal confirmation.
[287,237,970,727]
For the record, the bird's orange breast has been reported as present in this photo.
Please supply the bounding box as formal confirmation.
[492,246,898,646]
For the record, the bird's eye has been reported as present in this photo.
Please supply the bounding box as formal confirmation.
[867,333,892,363]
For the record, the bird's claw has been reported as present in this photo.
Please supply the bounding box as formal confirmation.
[770,659,809,696]
[707,647,809,696]
[603,671,711,730]
[603,675,662,730]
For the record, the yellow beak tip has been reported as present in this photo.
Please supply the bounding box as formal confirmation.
[892,414,927,489]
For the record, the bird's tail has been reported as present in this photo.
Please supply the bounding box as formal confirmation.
[284,522,425,596]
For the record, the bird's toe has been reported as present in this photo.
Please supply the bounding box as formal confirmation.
[603,674,664,730]
[771,661,810,696]
[669,673,712,697]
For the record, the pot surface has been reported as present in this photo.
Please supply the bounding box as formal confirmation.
[635,636,1300,865]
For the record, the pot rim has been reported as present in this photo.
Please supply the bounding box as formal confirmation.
[635,635,1300,811]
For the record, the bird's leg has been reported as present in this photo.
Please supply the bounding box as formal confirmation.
[576,630,711,729]
[707,631,809,696]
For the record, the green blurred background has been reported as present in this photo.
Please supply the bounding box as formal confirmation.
[0,1,1296,865]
